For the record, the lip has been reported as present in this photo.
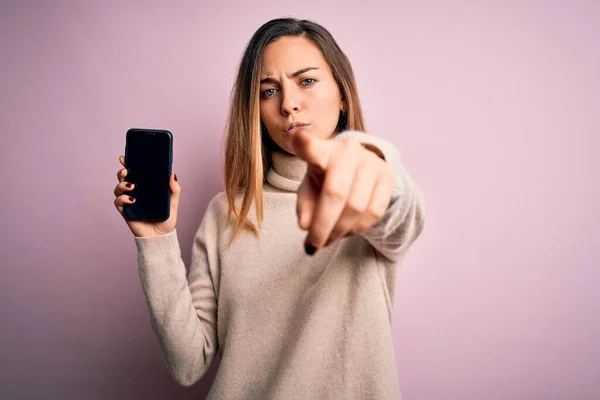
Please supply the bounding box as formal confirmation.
[285,122,310,134]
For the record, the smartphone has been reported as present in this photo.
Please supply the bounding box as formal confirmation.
[123,128,173,222]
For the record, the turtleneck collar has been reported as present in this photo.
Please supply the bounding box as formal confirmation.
[265,151,308,192]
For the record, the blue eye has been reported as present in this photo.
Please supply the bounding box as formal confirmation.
[262,88,277,98]
[301,78,316,86]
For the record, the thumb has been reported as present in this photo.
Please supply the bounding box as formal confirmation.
[169,173,181,210]
[290,129,334,170]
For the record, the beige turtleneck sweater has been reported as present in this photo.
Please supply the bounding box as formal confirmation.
[134,130,426,399]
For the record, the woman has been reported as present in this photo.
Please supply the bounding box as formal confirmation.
[113,17,425,399]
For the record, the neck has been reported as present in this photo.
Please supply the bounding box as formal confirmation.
[265,151,308,192]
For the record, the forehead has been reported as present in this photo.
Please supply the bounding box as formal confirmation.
[260,36,328,74]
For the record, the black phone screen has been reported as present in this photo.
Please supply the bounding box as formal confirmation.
[123,129,173,221]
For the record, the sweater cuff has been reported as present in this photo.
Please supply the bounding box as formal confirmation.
[134,229,181,259]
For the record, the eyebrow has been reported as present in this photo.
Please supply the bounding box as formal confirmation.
[259,67,319,84]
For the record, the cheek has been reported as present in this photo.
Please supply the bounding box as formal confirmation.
[260,104,289,149]
[260,103,274,125]
[311,90,341,130]
[261,104,281,136]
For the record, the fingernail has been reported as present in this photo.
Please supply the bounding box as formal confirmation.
[129,196,135,202]
[304,243,317,256]
[125,183,132,188]
[174,174,178,182]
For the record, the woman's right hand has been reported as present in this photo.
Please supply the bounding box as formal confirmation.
[113,155,182,238]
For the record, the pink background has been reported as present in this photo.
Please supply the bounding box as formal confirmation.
[1,1,598,399]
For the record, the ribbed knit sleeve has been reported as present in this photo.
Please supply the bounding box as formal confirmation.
[135,198,220,387]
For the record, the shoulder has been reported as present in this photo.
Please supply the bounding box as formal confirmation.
[201,190,249,229]
[203,191,229,223]
[192,191,231,246]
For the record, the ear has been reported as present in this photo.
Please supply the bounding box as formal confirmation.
[339,91,347,111]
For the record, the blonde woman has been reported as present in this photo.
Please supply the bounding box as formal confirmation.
[113,17,425,399]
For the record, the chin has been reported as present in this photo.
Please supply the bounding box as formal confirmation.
[270,136,294,155]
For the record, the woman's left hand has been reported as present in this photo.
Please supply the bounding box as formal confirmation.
[292,130,395,255]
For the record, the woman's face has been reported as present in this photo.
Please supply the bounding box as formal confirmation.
[259,35,345,155]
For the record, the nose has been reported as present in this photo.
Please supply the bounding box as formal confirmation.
[280,86,301,116]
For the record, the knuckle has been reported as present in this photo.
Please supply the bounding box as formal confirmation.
[343,138,361,152]
[346,198,366,215]
[340,137,354,147]
[323,184,347,202]
[340,138,353,149]
[368,205,385,221]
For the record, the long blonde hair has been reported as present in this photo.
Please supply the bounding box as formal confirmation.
[223,18,366,246]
